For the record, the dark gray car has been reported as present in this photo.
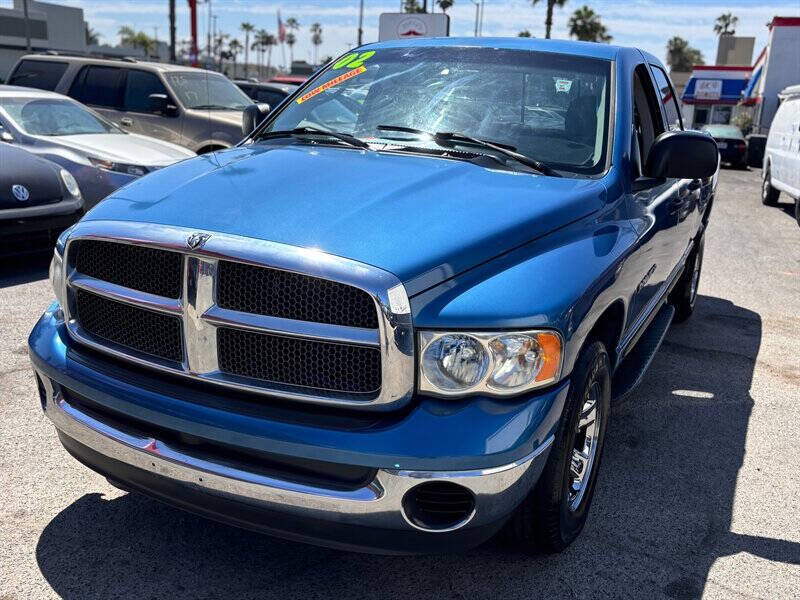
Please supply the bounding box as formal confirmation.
[0,143,83,255]
[7,55,253,154]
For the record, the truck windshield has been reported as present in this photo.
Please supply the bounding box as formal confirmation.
[263,47,612,175]
[166,72,252,110]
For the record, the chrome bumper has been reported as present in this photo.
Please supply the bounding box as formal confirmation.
[38,374,553,535]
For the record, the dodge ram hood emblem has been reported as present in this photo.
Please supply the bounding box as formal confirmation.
[11,184,30,202]
[186,232,211,249]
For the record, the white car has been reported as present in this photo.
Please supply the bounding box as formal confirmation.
[762,84,800,226]
[0,85,195,208]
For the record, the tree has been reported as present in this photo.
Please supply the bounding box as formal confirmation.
[404,0,425,13]
[437,0,454,12]
[286,32,296,65]
[118,27,154,54]
[518,30,532,37]
[240,22,255,78]
[714,12,738,36]
[286,17,300,32]
[118,26,137,46]
[666,36,705,72]
[531,0,568,40]
[228,39,242,78]
[85,26,100,46]
[214,32,229,69]
[568,5,611,43]
[310,23,323,65]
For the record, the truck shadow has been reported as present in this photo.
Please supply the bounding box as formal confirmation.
[0,251,50,288]
[34,295,800,599]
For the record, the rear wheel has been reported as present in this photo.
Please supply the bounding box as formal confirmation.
[505,340,610,553]
[671,233,704,323]
[795,197,800,227]
[762,166,780,206]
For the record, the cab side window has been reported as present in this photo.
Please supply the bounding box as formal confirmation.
[650,65,683,131]
[632,65,665,178]
[70,66,123,108]
[124,70,169,113]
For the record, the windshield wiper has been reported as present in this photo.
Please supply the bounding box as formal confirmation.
[258,126,370,149]
[376,125,559,176]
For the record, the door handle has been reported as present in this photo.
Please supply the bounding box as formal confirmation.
[120,117,133,127]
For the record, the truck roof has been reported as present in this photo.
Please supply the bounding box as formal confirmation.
[362,37,630,62]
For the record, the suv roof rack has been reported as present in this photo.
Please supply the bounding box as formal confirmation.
[31,51,140,64]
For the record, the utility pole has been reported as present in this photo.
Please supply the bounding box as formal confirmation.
[479,0,485,36]
[169,0,176,63]
[473,1,479,37]
[357,0,364,46]
[207,0,212,61]
[23,0,31,52]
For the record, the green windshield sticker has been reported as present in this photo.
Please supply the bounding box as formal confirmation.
[333,50,376,70]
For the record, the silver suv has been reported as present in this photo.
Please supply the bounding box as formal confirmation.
[7,54,252,153]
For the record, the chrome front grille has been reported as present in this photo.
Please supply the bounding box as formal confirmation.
[61,222,414,409]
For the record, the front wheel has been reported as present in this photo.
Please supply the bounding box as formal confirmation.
[505,340,611,553]
[795,197,800,227]
[762,167,780,206]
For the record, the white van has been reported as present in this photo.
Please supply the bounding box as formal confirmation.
[762,84,800,226]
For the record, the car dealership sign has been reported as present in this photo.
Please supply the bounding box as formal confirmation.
[378,13,450,41]
[694,79,723,100]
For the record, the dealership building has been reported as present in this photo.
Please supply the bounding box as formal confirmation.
[681,17,800,133]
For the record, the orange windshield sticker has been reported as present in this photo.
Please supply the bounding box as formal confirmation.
[296,66,366,104]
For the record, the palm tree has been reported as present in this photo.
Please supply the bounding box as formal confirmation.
[666,36,704,72]
[85,26,100,46]
[518,30,532,37]
[568,5,611,43]
[214,32,229,69]
[228,39,242,77]
[286,17,300,32]
[264,33,277,77]
[714,12,738,36]
[240,22,255,78]
[530,0,568,39]
[286,32,296,65]
[437,0,454,12]
[309,23,323,65]
[118,26,137,46]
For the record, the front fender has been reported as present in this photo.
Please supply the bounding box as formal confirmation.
[410,209,638,377]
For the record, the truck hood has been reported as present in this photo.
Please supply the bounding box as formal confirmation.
[84,143,607,294]
[43,133,195,166]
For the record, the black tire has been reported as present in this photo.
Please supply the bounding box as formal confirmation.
[505,340,611,553]
[671,233,705,323]
[795,197,800,228]
[762,166,780,206]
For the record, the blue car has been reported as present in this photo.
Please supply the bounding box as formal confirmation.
[29,38,718,554]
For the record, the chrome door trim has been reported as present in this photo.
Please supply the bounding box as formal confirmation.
[62,220,414,410]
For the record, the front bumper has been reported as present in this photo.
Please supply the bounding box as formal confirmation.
[30,305,565,553]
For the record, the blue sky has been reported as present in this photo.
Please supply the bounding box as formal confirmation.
[8,1,797,67]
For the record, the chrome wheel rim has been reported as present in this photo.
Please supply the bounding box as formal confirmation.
[689,251,701,303]
[569,376,602,512]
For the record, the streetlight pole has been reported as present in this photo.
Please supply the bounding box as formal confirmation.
[169,0,176,63]
[357,0,364,46]
[207,0,212,61]
[23,0,31,52]
[473,1,479,37]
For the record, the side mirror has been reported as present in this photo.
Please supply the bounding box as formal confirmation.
[147,93,174,115]
[242,103,271,137]
[645,130,718,179]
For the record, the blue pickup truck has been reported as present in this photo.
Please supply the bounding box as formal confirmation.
[29,38,718,554]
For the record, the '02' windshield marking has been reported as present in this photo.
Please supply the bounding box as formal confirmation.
[296,66,367,105]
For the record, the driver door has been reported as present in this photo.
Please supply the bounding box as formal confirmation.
[121,69,183,145]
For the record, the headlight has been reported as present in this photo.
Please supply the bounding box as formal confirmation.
[49,248,65,308]
[88,157,148,177]
[59,168,81,198]
[419,330,562,397]
[49,228,73,308]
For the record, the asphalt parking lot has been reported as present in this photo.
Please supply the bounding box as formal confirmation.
[1,167,798,600]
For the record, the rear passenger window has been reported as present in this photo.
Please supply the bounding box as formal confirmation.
[74,66,122,108]
[124,70,168,112]
[7,60,67,91]
[650,65,683,131]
